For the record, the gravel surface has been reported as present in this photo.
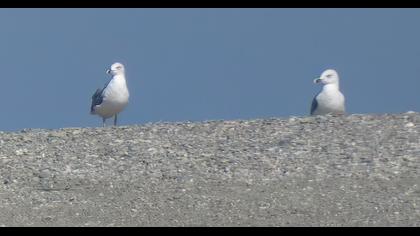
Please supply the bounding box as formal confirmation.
[0,113,419,226]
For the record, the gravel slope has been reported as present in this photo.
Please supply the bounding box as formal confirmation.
[0,113,419,226]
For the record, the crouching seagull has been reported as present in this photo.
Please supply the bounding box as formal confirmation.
[91,62,129,126]
[310,69,345,116]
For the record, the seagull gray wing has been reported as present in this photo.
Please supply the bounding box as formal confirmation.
[91,88,104,113]
[310,95,318,115]
[90,79,113,113]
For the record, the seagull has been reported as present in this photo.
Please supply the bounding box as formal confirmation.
[91,62,129,127]
[310,69,345,116]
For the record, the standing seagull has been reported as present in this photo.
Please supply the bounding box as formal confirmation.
[91,62,130,126]
[310,69,345,116]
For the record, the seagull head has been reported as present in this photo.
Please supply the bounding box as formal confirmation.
[314,69,340,85]
[106,62,125,76]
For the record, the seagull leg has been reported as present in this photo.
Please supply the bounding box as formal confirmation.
[102,118,106,127]
[114,114,118,126]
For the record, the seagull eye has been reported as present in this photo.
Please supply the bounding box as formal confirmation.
[116,66,122,70]
[326,74,332,78]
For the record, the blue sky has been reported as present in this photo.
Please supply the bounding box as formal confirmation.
[0,8,419,131]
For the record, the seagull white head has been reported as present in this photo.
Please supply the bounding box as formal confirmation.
[314,69,339,86]
[106,62,125,76]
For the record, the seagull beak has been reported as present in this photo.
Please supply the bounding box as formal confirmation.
[106,69,111,74]
[313,77,322,83]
